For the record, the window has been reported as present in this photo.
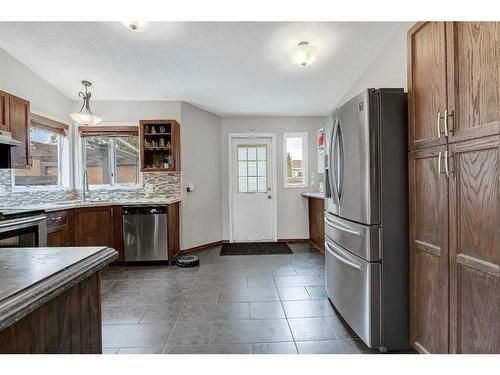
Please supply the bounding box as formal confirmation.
[81,127,139,186]
[283,132,308,187]
[14,116,69,188]
[237,145,267,193]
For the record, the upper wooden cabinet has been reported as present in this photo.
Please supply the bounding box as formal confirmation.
[140,119,180,172]
[408,22,500,150]
[446,22,500,143]
[0,91,9,132]
[0,90,31,169]
[408,22,449,150]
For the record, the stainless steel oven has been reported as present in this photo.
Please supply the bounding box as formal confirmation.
[0,210,47,248]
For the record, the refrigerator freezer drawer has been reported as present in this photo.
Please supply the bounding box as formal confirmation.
[324,212,381,261]
[325,237,381,349]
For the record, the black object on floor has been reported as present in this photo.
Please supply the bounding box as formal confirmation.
[176,255,200,267]
[220,242,293,256]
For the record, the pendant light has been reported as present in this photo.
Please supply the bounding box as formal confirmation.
[70,80,103,125]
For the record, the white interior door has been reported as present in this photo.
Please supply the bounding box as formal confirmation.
[231,137,274,242]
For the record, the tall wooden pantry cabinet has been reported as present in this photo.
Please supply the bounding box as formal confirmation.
[408,22,499,354]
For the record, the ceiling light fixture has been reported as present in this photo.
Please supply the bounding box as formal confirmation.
[290,41,319,67]
[70,80,103,126]
[121,21,152,32]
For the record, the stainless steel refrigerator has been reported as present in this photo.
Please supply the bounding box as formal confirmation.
[324,88,409,352]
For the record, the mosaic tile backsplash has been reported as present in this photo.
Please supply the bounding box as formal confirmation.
[0,169,181,207]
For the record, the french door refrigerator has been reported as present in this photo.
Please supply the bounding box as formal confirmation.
[324,88,409,352]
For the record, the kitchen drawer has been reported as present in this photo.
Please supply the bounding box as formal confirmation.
[325,236,381,349]
[46,210,72,229]
[324,212,381,261]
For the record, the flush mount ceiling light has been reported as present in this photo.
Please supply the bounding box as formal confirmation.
[70,80,103,126]
[290,41,319,67]
[121,21,152,32]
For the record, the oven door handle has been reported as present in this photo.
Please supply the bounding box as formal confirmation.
[0,215,46,230]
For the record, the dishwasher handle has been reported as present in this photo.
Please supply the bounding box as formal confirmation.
[122,206,167,215]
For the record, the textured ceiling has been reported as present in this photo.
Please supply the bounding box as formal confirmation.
[0,22,404,116]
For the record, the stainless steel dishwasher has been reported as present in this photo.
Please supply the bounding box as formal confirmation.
[122,206,168,261]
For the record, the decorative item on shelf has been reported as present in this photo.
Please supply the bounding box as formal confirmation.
[159,138,165,147]
[151,126,156,134]
[160,126,165,134]
[162,157,169,169]
[166,141,171,148]
[167,155,173,166]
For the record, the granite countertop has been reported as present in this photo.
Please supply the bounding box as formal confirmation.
[3,197,181,213]
[0,247,117,331]
[302,192,325,199]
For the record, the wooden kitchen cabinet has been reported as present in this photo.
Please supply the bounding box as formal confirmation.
[8,94,31,169]
[409,22,500,151]
[408,22,500,354]
[46,210,74,247]
[448,135,500,353]
[307,197,325,253]
[0,91,9,132]
[408,22,448,150]
[446,22,500,144]
[0,90,31,169]
[408,146,449,354]
[73,206,115,248]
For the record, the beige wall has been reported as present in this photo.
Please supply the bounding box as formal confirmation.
[220,116,324,241]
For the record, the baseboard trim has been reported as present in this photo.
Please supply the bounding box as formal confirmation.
[277,238,310,243]
[179,240,228,255]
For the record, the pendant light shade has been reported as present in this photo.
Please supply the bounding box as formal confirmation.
[70,80,103,125]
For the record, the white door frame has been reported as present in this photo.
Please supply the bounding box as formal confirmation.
[228,133,278,243]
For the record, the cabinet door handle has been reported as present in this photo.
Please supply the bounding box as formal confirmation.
[443,109,449,137]
[436,111,441,139]
[444,151,454,178]
[438,151,442,175]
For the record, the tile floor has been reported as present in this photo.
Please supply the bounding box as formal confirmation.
[100,242,375,354]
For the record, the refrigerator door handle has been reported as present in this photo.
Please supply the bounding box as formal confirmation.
[337,122,344,201]
[330,118,341,204]
[325,241,364,271]
[324,217,361,236]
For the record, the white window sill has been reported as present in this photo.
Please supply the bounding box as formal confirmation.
[283,184,309,189]
[11,185,70,193]
[87,184,142,191]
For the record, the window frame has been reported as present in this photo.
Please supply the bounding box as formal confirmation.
[81,132,141,189]
[283,132,308,188]
[236,144,268,194]
[12,123,68,191]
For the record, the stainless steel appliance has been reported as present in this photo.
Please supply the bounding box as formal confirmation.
[324,88,409,352]
[0,209,47,247]
[122,206,168,261]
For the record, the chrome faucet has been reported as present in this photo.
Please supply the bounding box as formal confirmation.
[82,170,90,202]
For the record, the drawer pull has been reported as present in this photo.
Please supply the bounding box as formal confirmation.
[325,242,363,271]
[324,217,361,236]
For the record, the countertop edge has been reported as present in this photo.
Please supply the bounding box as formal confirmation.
[0,247,118,331]
[4,198,182,213]
[301,192,325,200]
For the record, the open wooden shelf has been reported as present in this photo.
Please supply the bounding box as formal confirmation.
[140,119,180,172]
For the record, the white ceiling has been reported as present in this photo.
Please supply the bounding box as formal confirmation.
[0,22,403,116]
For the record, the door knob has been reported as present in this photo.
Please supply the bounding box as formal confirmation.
[267,195,272,199]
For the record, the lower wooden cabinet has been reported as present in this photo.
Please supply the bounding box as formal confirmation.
[73,206,115,248]
[448,135,500,353]
[409,146,449,354]
[409,135,500,354]
[307,197,325,253]
[46,210,74,247]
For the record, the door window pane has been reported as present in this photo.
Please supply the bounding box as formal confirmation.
[237,145,267,193]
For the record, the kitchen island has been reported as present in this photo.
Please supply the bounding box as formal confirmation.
[0,247,117,354]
